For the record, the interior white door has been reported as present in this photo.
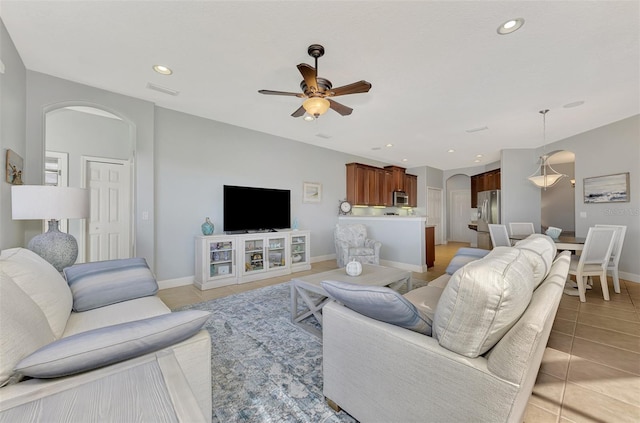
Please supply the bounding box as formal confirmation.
[450,189,471,242]
[86,159,131,261]
[426,187,444,245]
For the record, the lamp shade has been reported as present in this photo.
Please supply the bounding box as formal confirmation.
[12,186,90,220]
[302,97,330,117]
[527,173,565,188]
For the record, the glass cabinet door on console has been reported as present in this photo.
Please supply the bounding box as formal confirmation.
[241,237,266,276]
[290,231,311,271]
[194,236,236,289]
[266,236,288,269]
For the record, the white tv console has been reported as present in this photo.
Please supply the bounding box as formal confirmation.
[194,230,311,290]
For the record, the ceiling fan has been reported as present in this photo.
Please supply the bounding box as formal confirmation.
[258,44,372,119]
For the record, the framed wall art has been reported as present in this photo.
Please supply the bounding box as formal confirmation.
[5,149,24,185]
[303,182,322,203]
[583,172,630,203]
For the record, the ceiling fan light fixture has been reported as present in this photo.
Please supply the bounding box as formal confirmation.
[302,97,330,117]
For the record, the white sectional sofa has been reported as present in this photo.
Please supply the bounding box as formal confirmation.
[322,235,570,423]
[0,248,212,421]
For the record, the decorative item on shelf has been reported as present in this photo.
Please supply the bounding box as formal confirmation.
[11,185,90,272]
[201,217,214,235]
[545,226,562,239]
[345,259,363,277]
[292,217,299,230]
[292,254,302,263]
[527,110,567,190]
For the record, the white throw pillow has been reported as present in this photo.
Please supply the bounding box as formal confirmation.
[433,247,535,357]
[0,248,72,338]
[513,234,557,288]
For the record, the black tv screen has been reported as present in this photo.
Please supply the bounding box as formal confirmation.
[223,185,291,233]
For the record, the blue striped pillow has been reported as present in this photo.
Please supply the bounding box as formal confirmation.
[63,258,158,312]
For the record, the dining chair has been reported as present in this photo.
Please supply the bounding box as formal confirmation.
[488,224,511,248]
[567,227,617,302]
[595,224,627,294]
[508,222,536,237]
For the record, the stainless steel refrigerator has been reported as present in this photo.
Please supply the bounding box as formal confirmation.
[477,190,501,250]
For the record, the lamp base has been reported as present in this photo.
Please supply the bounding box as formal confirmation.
[28,219,78,272]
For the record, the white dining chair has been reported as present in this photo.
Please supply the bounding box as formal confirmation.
[595,224,627,294]
[508,222,536,237]
[567,227,617,302]
[488,224,511,248]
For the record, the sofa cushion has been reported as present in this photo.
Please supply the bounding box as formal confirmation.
[402,285,445,329]
[15,310,211,379]
[0,271,57,387]
[445,248,490,275]
[321,280,432,335]
[0,248,72,338]
[63,257,158,312]
[433,247,535,357]
[513,234,557,288]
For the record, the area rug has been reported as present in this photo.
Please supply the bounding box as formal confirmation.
[175,278,429,422]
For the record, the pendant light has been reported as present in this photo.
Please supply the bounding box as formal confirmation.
[527,109,567,190]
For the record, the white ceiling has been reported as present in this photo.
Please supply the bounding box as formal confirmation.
[2,1,638,170]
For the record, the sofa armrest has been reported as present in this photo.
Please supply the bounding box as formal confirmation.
[364,238,382,256]
[323,301,519,423]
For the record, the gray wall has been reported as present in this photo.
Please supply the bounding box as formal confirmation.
[154,107,382,281]
[541,162,575,232]
[0,19,27,249]
[500,149,543,231]
[25,71,156,269]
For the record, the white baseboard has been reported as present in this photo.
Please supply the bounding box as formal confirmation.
[311,254,336,263]
[379,259,426,273]
[158,276,194,290]
[620,271,640,284]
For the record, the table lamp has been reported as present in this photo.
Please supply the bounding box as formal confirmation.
[11,185,90,271]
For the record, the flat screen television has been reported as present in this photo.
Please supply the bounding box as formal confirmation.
[223,185,291,233]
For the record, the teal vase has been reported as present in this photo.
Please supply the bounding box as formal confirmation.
[201,217,214,235]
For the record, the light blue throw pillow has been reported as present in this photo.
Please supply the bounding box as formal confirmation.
[63,258,158,312]
[445,248,490,275]
[15,310,210,378]
[321,280,432,335]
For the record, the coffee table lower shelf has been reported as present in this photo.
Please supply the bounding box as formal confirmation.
[290,264,412,338]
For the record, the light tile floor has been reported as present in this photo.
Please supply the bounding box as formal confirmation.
[158,242,640,423]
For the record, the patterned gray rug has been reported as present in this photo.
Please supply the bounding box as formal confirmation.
[176,278,429,422]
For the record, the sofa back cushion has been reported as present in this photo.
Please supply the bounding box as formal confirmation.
[445,247,490,275]
[433,247,535,357]
[513,234,557,288]
[0,271,56,387]
[0,248,72,338]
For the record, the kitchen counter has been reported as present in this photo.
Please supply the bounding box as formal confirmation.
[338,216,428,272]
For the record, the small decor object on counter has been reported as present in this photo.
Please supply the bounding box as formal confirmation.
[201,217,214,235]
[545,226,562,239]
[346,259,363,277]
[339,200,352,215]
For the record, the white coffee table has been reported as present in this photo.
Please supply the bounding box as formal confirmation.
[290,264,412,337]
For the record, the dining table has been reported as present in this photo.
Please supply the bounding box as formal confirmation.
[510,234,586,251]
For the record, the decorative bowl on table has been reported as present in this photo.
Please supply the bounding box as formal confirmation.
[545,227,562,239]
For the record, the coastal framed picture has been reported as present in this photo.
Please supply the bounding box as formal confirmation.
[303,182,322,203]
[583,172,630,203]
[5,149,24,185]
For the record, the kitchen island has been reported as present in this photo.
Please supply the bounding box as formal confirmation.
[338,216,433,272]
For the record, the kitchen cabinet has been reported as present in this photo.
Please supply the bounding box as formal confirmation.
[347,163,377,206]
[384,166,407,192]
[471,169,501,207]
[405,174,417,207]
[425,226,435,268]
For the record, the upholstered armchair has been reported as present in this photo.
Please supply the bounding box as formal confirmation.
[334,224,382,267]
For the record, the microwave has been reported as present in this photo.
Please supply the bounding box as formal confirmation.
[393,191,409,207]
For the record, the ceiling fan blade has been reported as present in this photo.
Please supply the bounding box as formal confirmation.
[328,99,353,116]
[291,105,306,118]
[297,63,319,93]
[327,80,372,97]
[258,89,304,97]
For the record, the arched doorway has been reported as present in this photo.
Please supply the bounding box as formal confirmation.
[541,150,576,235]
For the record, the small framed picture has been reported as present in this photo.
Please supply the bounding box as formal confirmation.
[303,182,322,203]
[5,149,24,185]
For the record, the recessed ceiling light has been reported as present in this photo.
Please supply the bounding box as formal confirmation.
[303,115,315,122]
[153,64,173,75]
[386,143,393,147]
[563,100,585,108]
[401,158,408,162]
[497,18,524,35]
[448,149,455,153]
[474,159,481,163]
[476,154,483,158]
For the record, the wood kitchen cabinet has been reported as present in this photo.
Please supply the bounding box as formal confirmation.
[346,163,378,206]
[384,166,407,192]
[425,226,435,268]
[470,169,501,208]
[405,174,417,207]
[347,163,417,207]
